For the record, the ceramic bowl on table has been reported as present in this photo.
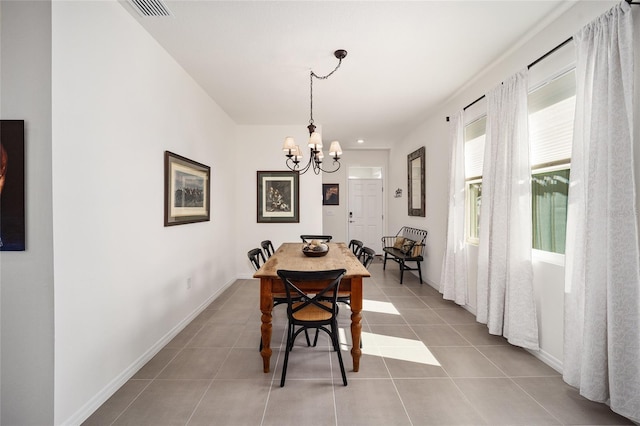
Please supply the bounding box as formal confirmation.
[302,241,329,257]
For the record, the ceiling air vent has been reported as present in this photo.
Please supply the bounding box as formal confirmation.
[128,0,172,17]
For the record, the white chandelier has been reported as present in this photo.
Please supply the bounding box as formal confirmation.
[282,49,347,175]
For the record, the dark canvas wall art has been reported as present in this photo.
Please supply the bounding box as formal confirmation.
[0,120,26,251]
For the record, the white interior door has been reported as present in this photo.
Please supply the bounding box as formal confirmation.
[348,179,383,253]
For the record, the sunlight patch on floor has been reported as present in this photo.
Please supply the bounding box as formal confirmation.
[374,345,441,366]
[338,329,441,366]
[365,331,424,347]
[362,299,401,315]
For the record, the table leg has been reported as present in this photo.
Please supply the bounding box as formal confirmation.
[350,277,363,372]
[260,279,273,373]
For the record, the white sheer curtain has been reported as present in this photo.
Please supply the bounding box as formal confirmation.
[476,69,539,350]
[440,111,468,305]
[563,3,639,422]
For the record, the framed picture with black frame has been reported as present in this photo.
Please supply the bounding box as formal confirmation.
[257,170,299,223]
[0,120,25,251]
[408,146,425,217]
[322,183,339,205]
[164,151,210,226]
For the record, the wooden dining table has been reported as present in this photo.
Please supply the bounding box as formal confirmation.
[253,242,371,373]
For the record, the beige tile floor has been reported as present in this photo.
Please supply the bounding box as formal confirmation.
[84,258,633,426]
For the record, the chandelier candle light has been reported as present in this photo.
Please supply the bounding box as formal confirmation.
[283,49,347,175]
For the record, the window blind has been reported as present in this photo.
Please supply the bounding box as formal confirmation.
[464,117,486,179]
[529,70,576,169]
[464,69,575,178]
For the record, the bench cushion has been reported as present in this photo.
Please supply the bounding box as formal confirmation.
[383,247,423,261]
[401,238,415,254]
[393,237,405,250]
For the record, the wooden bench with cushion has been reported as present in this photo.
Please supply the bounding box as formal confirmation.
[381,226,428,284]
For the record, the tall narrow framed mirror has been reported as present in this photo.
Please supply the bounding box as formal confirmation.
[407,147,425,217]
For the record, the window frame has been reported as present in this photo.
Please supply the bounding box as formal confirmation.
[465,177,482,245]
[462,68,576,253]
[463,112,486,245]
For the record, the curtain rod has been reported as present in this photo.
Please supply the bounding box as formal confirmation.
[445,37,570,121]
[445,0,638,122]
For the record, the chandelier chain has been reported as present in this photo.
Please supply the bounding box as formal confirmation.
[282,49,345,175]
[309,57,343,125]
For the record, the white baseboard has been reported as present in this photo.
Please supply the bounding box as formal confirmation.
[237,273,258,280]
[64,277,237,426]
[527,347,563,374]
[422,278,564,375]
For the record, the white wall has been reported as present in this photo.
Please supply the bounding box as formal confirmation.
[387,115,450,286]
[0,2,54,425]
[51,2,237,424]
[388,0,626,368]
[235,125,323,278]
[322,149,389,245]
[3,1,637,424]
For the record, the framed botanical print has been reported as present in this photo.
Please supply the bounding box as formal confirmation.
[257,171,299,223]
[164,151,210,226]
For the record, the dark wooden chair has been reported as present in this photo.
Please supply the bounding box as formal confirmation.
[261,240,275,258]
[247,248,266,270]
[277,268,348,387]
[348,239,363,258]
[360,246,376,269]
[333,246,375,311]
[300,235,332,243]
[248,248,309,350]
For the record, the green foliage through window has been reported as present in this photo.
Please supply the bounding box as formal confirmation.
[532,169,569,254]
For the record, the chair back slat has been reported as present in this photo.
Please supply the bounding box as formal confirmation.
[300,235,332,243]
[261,240,275,258]
[360,246,376,268]
[277,269,346,319]
[399,227,428,246]
[247,248,266,271]
[348,239,364,257]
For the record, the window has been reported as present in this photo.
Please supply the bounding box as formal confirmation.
[467,179,482,243]
[532,168,569,253]
[463,70,576,254]
[529,70,575,254]
[464,117,486,243]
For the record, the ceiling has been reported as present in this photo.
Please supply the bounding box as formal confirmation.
[120,0,574,150]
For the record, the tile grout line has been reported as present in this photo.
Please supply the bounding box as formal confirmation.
[106,380,154,426]
[469,340,565,424]
[508,376,566,425]
[183,378,216,426]
[261,320,286,426]
[387,272,490,425]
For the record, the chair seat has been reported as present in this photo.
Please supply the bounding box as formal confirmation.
[292,301,333,322]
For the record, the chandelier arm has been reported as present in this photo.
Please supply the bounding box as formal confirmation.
[300,158,313,174]
[284,157,299,172]
[285,155,314,174]
[314,161,341,174]
[286,147,341,175]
